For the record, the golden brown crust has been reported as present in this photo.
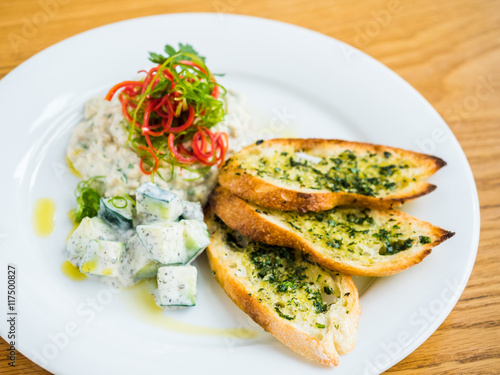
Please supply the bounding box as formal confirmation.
[218,138,446,212]
[210,186,455,277]
[207,245,340,366]
[205,209,361,366]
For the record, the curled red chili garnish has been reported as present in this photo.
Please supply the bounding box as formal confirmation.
[105,44,228,176]
[138,145,159,175]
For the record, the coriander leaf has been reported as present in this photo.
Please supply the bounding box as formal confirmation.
[162,43,207,63]
[164,44,177,56]
[148,52,166,64]
[178,43,206,63]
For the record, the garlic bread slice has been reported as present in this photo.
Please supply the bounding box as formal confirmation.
[206,210,361,366]
[218,138,446,211]
[210,186,454,276]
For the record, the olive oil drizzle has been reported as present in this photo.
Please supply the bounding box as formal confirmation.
[239,149,418,197]
[33,198,56,237]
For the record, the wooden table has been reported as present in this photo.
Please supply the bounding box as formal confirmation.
[1,0,499,373]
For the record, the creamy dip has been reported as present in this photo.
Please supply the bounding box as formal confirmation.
[67,92,254,203]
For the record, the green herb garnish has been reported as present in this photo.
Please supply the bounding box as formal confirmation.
[324,286,334,295]
[109,194,135,209]
[74,176,105,222]
[106,43,228,180]
[419,235,432,244]
[274,306,295,320]
[242,148,418,197]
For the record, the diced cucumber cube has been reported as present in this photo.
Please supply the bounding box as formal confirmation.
[154,266,197,308]
[136,222,185,265]
[136,220,210,265]
[65,217,117,267]
[136,183,183,222]
[119,235,161,286]
[98,197,134,230]
[181,201,204,221]
[80,239,125,277]
[181,220,210,263]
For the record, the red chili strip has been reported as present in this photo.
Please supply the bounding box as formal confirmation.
[137,145,159,174]
[168,134,197,164]
[174,60,207,75]
[214,132,229,166]
[211,85,219,99]
[169,106,195,133]
[105,81,142,101]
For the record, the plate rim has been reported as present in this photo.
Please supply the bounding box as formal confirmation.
[0,12,480,374]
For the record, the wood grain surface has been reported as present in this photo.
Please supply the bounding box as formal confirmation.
[1,0,499,373]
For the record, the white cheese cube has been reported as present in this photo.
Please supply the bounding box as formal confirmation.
[154,266,197,308]
[136,222,185,264]
[79,239,125,277]
[119,235,161,286]
[65,217,117,267]
[136,183,183,223]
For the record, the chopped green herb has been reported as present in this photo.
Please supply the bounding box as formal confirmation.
[109,196,128,209]
[117,168,128,184]
[275,306,295,320]
[419,235,431,244]
[73,176,105,222]
[238,148,416,197]
[324,286,334,295]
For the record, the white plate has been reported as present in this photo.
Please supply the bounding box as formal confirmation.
[0,13,479,375]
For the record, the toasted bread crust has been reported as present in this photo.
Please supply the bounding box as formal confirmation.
[210,186,455,276]
[218,138,446,212]
[205,210,361,366]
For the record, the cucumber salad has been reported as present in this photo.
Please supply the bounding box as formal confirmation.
[66,181,209,309]
[65,44,255,310]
